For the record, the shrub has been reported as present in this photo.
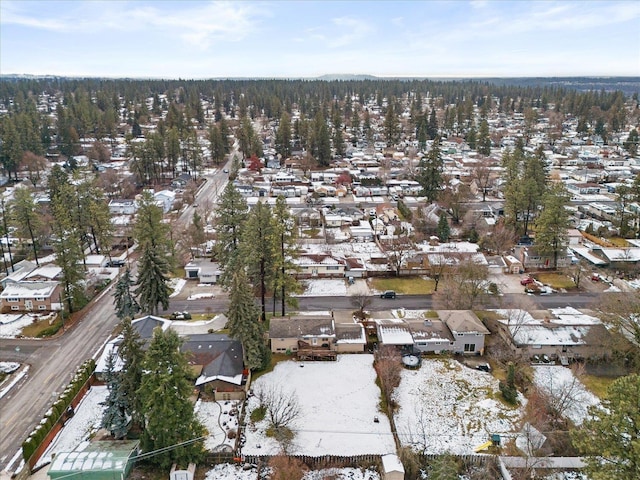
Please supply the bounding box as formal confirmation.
[250,405,267,423]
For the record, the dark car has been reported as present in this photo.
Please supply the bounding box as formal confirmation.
[380,290,397,299]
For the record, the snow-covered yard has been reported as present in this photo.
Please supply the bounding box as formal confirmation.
[297,279,348,296]
[532,366,600,425]
[205,464,380,480]
[0,313,44,338]
[38,385,108,467]
[394,358,525,454]
[243,355,395,455]
[195,399,241,451]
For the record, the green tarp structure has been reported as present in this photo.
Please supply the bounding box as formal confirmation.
[48,440,139,480]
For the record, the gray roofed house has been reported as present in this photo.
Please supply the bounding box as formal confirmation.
[438,310,490,355]
[334,322,366,352]
[404,318,455,354]
[269,315,336,355]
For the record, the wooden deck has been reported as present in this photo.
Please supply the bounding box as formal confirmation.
[296,340,337,361]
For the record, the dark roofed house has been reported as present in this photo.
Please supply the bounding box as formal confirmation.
[131,315,172,347]
[180,333,249,400]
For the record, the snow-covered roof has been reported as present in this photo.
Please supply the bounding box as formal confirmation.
[377,324,414,345]
[0,281,58,298]
[511,325,592,346]
[381,453,405,474]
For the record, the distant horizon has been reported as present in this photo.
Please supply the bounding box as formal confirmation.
[2,1,639,78]
[2,73,639,81]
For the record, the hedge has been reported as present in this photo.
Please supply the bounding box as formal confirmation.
[22,359,96,461]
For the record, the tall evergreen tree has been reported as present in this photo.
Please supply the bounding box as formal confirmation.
[415,136,444,203]
[226,270,270,370]
[534,182,570,269]
[572,374,640,480]
[437,213,450,242]
[11,186,42,266]
[119,318,145,427]
[100,353,129,439]
[275,111,292,162]
[138,327,205,469]
[477,118,491,156]
[50,185,86,312]
[272,196,301,316]
[241,201,275,323]
[214,183,248,286]
[134,247,171,315]
[113,269,140,320]
[384,100,400,147]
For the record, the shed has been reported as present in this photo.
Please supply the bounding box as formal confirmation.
[170,463,196,480]
[381,453,404,480]
[48,440,139,480]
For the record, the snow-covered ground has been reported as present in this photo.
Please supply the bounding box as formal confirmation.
[532,366,600,425]
[38,386,108,467]
[187,293,215,300]
[297,279,348,296]
[0,314,37,338]
[243,355,395,455]
[394,358,525,454]
[195,399,240,451]
[169,278,187,297]
[0,363,28,399]
[205,464,381,480]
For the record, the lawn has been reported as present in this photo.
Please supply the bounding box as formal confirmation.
[608,237,631,247]
[581,374,617,399]
[370,276,435,294]
[21,315,64,337]
[534,272,576,290]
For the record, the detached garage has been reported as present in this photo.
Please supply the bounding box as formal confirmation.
[48,440,139,480]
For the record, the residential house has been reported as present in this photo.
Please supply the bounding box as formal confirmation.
[108,199,137,215]
[269,315,336,355]
[181,333,249,400]
[0,260,37,288]
[404,317,455,354]
[438,310,490,355]
[153,190,176,213]
[184,259,222,284]
[0,281,61,313]
[518,245,570,270]
[24,265,63,282]
[495,307,614,361]
[334,323,367,353]
[293,253,345,278]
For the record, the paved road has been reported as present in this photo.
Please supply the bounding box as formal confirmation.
[0,287,121,474]
[168,291,601,315]
[0,164,233,474]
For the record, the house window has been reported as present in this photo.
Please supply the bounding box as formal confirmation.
[38,305,46,310]
[11,305,19,310]
[312,338,318,345]
[326,266,339,270]
[35,297,45,301]
[464,344,476,352]
[7,298,18,302]
[457,333,463,336]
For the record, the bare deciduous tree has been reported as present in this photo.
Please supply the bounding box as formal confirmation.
[350,292,372,318]
[374,345,402,416]
[433,256,490,309]
[471,156,496,202]
[381,232,415,276]
[255,384,301,452]
[535,364,588,426]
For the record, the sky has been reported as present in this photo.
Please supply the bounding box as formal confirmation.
[1,0,639,79]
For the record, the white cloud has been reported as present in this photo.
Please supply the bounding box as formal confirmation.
[1,1,265,48]
[328,17,374,48]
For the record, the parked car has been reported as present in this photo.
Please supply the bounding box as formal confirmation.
[520,277,534,285]
[223,169,229,173]
[171,311,192,320]
[380,290,397,299]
